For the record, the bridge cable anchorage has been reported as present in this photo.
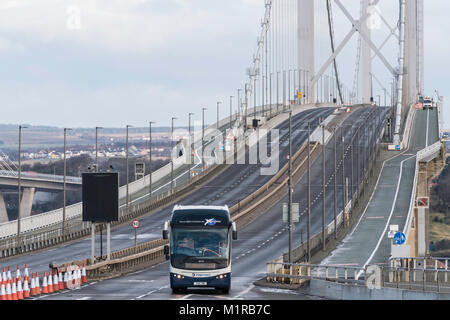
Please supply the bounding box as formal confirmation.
[326,0,344,105]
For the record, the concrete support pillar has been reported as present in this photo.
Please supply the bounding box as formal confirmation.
[360,0,372,104]
[0,192,8,223]
[403,0,418,107]
[417,0,424,95]
[297,0,314,103]
[19,187,35,218]
[417,207,426,256]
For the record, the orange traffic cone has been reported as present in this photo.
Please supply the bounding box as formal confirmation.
[16,265,21,279]
[2,267,6,286]
[7,266,11,282]
[0,283,6,300]
[35,272,40,296]
[24,264,29,285]
[63,271,68,289]
[11,277,18,300]
[81,264,87,283]
[67,270,73,289]
[30,274,36,296]
[47,271,54,293]
[6,279,11,300]
[41,272,48,294]
[17,276,24,300]
[58,269,64,291]
[53,271,59,292]
[23,276,30,299]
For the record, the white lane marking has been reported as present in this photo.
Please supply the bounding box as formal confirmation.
[32,282,97,300]
[350,149,409,237]
[232,284,254,300]
[180,294,193,300]
[77,296,92,300]
[356,154,416,279]
[135,285,169,299]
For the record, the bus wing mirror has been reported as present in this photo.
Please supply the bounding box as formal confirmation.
[232,222,237,240]
[164,245,170,260]
[163,220,169,239]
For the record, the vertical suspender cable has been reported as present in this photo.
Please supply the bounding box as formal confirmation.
[326,0,344,104]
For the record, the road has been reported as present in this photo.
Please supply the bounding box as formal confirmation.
[32,105,390,300]
[322,107,439,268]
[0,107,334,279]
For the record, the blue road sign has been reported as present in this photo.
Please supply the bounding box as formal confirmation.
[393,232,406,245]
[395,145,401,151]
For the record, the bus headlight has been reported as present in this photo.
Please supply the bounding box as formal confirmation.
[216,274,226,280]
[174,274,184,280]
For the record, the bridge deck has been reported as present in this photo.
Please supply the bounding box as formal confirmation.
[321,108,439,267]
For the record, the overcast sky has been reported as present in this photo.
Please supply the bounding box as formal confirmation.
[0,0,448,129]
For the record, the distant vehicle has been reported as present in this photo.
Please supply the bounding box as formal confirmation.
[423,96,433,109]
[163,205,237,294]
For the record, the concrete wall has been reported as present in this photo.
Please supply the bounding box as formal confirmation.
[309,279,450,300]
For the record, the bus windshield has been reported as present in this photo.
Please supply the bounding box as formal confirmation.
[170,227,230,270]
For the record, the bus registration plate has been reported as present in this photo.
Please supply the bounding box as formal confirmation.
[194,282,207,286]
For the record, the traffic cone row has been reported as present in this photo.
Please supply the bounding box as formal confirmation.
[0,263,88,300]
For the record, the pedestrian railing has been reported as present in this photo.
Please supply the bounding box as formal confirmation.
[266,261,450,294]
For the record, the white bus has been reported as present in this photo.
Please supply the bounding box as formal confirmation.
[163,205,237,294]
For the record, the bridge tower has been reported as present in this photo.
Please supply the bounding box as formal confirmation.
[360,0,372,104]
[297,0,314,104]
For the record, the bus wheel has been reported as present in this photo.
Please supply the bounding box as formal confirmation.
[172,288,182,294]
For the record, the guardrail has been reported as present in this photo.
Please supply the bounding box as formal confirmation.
[265,262,450,293]
[0,104,274,240]
[0,170,82,184]
[271,108,388,263]
[0,161,222,257]
[403,140,442,240]
[49,113,323,279]
[0,103,293,255]
[401,105,416,149]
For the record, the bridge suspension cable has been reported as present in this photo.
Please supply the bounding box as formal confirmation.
[326,0,344,105]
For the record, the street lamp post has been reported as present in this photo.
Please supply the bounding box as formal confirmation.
[229,96,233,131]
[270,73,273,118]
[63,127,72,237]
[126,125,133,213]
[333,127,337,240]
[17,125,27,250]
[284,110,293,263]
[171,117,177,193]
[322,123,326,251]
[149,121,155,200]
[202,108,207,171]
[95,127,103,172]
[216,102,222,129]
[307,121,311,261]
[188,114,193,183]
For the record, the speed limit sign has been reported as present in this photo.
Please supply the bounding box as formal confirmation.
[132,219,140,229]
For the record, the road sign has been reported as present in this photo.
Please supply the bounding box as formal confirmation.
[393,232,406,245]
[395,145,401,151]
[282,203,299,223]
[135,162,145,180]
[132,219,140,229]
[417,197,429,208]
[298,91,303,99]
